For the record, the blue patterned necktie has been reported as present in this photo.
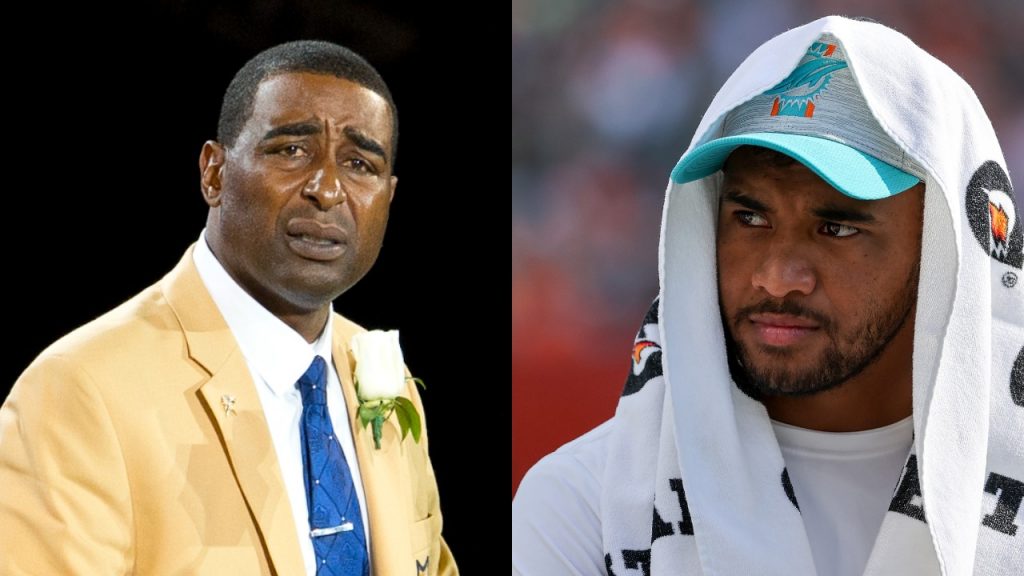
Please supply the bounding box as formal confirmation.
[296,356,369,576]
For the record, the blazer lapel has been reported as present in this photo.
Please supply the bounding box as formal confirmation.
[333,331,415,575]
[163,246,306,576]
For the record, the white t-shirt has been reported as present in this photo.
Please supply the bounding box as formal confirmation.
[512,416,912,576]
[512,421,612,576]
[773,415,913,576]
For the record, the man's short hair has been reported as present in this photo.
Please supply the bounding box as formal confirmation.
[217,40,399,164]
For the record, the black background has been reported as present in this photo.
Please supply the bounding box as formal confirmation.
[4,2,492,571]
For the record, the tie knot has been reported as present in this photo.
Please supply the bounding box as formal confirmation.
[297,356,328,406]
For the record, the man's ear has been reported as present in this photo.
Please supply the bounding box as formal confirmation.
[388,175,397,204]
[199,141,226,207]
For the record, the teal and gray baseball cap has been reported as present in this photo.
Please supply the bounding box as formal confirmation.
[671,35,925,200]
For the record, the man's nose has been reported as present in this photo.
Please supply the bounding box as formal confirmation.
[301,163,347,210]
[750,237,817,298]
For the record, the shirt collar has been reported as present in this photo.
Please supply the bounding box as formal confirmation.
[193,229,335,397]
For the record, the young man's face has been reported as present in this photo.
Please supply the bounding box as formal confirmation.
[716,147,925,396]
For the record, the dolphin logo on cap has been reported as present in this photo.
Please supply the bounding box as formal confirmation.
[765,42,848,118]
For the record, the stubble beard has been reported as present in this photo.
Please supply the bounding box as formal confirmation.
[723,265,919,398]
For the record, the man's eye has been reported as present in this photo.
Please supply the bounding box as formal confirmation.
[736,211,769,227]
[821,222,860,237]
[278,144,307,157]
[346,158,375,174]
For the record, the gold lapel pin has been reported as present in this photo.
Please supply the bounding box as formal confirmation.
[221,394,237,416]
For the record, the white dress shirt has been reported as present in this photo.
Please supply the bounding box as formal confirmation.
[193,230,370,575]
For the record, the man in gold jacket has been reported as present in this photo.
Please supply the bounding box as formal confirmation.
[0,40,457,575]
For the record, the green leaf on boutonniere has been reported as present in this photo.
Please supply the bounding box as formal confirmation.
[407,376,426,390]
[394,396,421,443]
[371,414,384,450]
[358,404,377,429]
[394,399,412,440]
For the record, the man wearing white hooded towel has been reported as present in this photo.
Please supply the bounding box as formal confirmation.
[513,16,1023,576]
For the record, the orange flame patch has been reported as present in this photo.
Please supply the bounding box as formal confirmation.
[632,340,657,365]
[990,201,1009,245]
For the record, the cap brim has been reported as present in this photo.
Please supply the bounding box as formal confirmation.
[669,133,920,200]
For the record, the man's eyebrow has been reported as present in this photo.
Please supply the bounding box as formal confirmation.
[258,122,389,164]
[721,189,770,212]
[343,126,389,165]
[812,204,878,224]
[723,190,879,224]
[260,122,323,142]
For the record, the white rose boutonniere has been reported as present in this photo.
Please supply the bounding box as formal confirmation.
[350,329,425,449]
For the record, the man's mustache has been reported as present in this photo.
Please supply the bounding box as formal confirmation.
[731,298,833,332]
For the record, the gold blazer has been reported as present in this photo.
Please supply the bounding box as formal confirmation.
[0,245,457,575]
